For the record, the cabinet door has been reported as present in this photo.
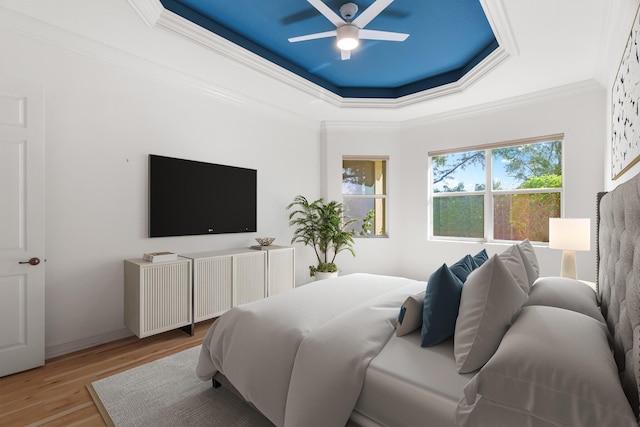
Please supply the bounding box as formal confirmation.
[233,252,266,306]
[139,260,191,337]
[269,248,295,296]
[193,256,232,321]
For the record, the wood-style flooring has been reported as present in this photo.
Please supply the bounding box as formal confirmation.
[0,320,214,427]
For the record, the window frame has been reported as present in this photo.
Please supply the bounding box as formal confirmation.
[428,134,564,244]
[342,155,389,238]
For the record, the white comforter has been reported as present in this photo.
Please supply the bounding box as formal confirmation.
[196,273,425,427]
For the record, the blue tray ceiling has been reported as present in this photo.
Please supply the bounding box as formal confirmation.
[160,0,498,98]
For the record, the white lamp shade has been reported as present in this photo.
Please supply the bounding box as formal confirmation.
[548,218,591,251]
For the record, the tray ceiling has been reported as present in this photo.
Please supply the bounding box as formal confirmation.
[158,0,504,99]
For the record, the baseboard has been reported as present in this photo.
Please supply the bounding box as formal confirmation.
[45,328,134,360]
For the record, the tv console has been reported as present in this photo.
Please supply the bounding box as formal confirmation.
[124,246,294,338]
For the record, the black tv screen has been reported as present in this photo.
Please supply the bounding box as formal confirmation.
[149,155,257,237]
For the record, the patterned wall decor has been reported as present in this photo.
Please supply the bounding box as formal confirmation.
[612,5,640,180]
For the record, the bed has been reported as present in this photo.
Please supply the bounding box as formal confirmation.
[196,172,640,427]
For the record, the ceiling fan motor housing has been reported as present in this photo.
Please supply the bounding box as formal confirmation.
[337,24,360,50]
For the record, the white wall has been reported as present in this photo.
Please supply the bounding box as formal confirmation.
[323,86,605,283]
[0,25,321,356]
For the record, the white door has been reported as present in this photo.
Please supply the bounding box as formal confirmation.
[0,75,45,377]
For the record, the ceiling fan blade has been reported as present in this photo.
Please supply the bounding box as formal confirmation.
[359,29,409,42]
[352,0,394,29]
[341,50,351,60]
[288,30,337,43]
[307,0,345,27]
[281,8,324,26]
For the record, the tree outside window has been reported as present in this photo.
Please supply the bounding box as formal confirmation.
[431,137,562,242]
[342,158,387,237]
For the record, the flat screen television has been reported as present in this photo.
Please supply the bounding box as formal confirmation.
[149,154,257,237]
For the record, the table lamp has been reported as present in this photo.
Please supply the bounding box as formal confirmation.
[548,218,591,279]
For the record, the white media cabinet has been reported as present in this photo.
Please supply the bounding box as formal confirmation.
[124,246,294,338]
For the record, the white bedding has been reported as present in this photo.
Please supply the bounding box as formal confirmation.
[353,333,473,427]
[196,273,425,427]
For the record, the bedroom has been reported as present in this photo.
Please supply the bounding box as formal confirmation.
[0,0,639,425]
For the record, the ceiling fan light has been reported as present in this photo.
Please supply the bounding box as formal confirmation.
[337,37,359,50]
[337,24,360,51]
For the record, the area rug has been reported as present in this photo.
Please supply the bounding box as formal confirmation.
[87,346,274,427]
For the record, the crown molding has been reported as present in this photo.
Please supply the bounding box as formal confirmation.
[322,80,603,131]
[150,7,345,106]
[128,0,345,105]
[481,0,519,56]
[340,46,511,109]
[404,79,604,128]
[128,0,515,109]
[126,0,164,27]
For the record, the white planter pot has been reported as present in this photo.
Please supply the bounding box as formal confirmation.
[314,272,338,281]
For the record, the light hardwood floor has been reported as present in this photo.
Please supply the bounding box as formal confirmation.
[0,320,215,427]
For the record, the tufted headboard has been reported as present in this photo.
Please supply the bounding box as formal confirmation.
[598,172,640,417]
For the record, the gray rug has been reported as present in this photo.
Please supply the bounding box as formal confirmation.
[87,346,275,427]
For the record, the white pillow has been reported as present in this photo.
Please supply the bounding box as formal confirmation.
[525,277,605,323]
[457,305,637,427]
[498,244,530,293]
[396,291,425,337]
[454,255,528,373]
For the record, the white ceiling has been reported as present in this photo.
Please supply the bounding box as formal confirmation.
[0,0,635,123]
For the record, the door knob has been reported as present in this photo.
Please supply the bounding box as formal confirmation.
[19,257,41,266]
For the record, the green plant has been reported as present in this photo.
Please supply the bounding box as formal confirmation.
[287,195,357,276]
[360,209,375,236]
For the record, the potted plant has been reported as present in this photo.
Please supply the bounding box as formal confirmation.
[287,195,358,280]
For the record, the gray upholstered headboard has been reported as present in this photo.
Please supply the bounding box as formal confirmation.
[598,172,640,417]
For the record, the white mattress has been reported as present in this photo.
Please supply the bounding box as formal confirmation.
[352,331,473,427]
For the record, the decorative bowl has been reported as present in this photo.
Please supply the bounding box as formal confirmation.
[255,237,275,246]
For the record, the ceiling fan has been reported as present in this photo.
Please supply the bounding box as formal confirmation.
[288,0,410,60]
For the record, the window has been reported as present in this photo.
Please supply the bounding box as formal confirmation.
[342,157,387,236]
[430,135,562,242]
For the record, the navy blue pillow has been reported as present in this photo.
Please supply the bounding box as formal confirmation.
[449,254,476,282]
[421,264,464,347]
[472,249,489,267]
